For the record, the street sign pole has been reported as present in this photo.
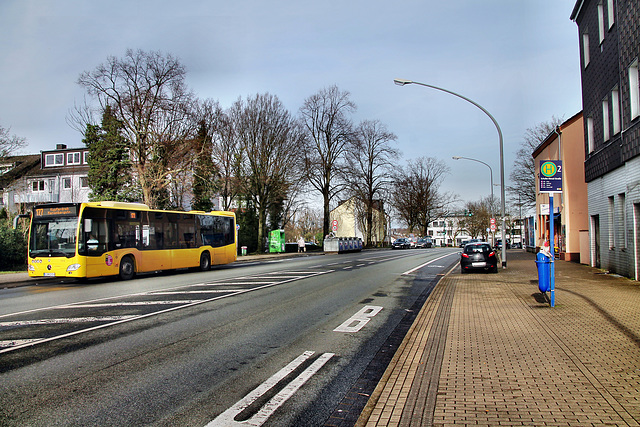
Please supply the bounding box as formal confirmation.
[549,194,555,307]
[540,160,562,308]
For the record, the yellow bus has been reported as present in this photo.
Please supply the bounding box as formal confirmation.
[27,201,237,280]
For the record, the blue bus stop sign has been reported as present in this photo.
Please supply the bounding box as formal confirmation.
[539,160,562,193]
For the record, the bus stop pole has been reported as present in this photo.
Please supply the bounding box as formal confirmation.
[549,194,555,307]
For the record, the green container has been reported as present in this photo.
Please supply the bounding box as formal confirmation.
[268,229,285,253]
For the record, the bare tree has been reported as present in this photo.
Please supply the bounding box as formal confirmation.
[391,157,454,235]
[508,116,563,212]
[78,49,197,208]
[459,198,492,240]
[230,93,304,250]
[0,124,26,158]
[213,109,244,211]
[345,120,399,246]
[299,85,356,238]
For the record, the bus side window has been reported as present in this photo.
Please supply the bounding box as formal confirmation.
[115,210,141,249]
[179,214,195,248]
[87,219,109,256]
[166,213,179,249]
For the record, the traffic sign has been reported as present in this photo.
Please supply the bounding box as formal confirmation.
[331,220,338,232]
[539,160,563,193]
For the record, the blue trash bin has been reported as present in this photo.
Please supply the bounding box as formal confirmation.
[535,252,551,292]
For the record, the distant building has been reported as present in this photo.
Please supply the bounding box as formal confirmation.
[330,197,386,245]
[1,144,90,213]
[533,112,589,263]
[571,0,640,279]
[428,216,472,247]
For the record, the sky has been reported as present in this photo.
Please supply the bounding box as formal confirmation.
[0,0,583,208]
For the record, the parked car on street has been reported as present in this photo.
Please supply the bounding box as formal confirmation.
[460,242,499,273]
[392,238,411,249]
[415,237,433,248]
[494,239,511,250]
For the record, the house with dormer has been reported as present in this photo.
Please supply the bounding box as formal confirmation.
[1,144,90,213]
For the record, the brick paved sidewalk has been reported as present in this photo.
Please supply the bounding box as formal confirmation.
[358,250,640,426]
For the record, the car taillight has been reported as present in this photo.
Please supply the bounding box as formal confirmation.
[462,253,469,258]
[489,251,495,257]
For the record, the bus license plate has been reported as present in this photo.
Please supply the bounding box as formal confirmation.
[44,272,55,277]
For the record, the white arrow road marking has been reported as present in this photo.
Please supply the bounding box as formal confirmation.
[206,351,334,427]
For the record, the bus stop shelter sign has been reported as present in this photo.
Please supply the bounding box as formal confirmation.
[539,160,562,193]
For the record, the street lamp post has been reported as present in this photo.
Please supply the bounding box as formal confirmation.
[394,78,507,267]
[452,156,495,245]
[452,156,494,202]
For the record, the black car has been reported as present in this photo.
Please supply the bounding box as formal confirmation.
[415,237,433,248]
[494,239,511,250]
[460,242,498,273]
[392,238,411,249]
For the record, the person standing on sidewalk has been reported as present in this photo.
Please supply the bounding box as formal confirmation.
[297,236,306,253]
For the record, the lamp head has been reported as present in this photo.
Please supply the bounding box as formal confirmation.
[452,156,461,160]
[393,78,413,86]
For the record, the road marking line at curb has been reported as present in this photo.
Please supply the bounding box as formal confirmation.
[206,351,334,426]
[402,253,455,275]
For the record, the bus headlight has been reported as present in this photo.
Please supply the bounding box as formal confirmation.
[67,264,81,272]
[28,264,35,271]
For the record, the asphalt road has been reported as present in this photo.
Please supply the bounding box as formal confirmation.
[0,248,460,426]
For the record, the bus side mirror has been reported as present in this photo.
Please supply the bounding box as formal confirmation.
[13,213,30,229]
[84,219,93,233]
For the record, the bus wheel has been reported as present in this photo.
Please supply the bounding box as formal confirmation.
[199,252,211,271]
[119,256,135,280]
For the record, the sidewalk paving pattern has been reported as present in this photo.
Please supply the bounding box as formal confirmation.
[357,251,640,427]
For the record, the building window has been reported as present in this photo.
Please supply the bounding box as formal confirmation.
[597,3,605,44]
[45,154,64,167]
[63,177,72,189]
[587,117,595,153]
[582,33,590,68]
[83,151,89,164]
[630,60,640,120]
[32,180,45,192]
[607,0,614,29]
[608,196,615,249]
[80,176,89,188]
[612,87,621,134]
[618,193,627,249]
[602,98,610,141]
[67,152,81,165]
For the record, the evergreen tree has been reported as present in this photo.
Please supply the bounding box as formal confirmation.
[236,199,259,253]
[83,106,136,202]
[191,120,217,211]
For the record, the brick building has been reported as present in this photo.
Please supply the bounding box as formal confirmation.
[571,0,640,279]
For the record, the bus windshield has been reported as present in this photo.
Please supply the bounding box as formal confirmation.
[29,217,78,258]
